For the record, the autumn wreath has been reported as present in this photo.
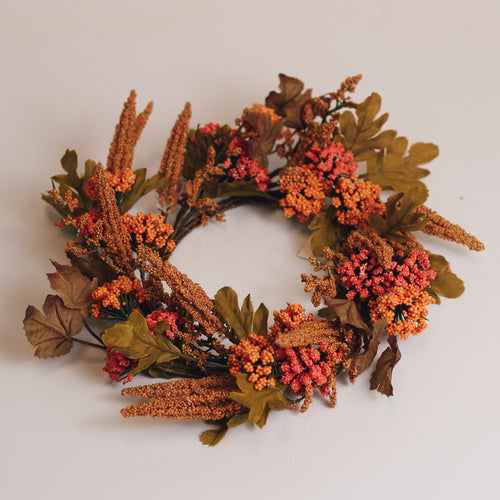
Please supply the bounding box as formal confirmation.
[24,75,484,445]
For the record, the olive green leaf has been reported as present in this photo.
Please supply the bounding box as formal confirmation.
[47,260,98,317]
[102,311,182,375]
[323,297,370,333]
[214,287,269,339]
[370,336,401,397]
[368,185,429,242]
[230,373,289,426]
[119,170,166,213]
[337,92,394,159]
[336,92,439,192]
[425,253,465,304]
[23,295,85,358]
[200,412,250,446]
[363,139,439,192]
[265,74,312,129]
[183,128,209,180]
[308,208,348,256]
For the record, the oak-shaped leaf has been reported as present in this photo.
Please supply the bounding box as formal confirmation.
[308,208,348,256]
[425,253,465,304]
[24,295,85,358]
[323,297,370,333]
[265,74,312,129]
[336,92,438,192]
[363,139,439,192]
[337,92,393,159]
[102,311,181,375]
[200,412,249,446]
[349,319,387,382]
[214,287,269,339]
[368,185,429,242]
[230,373,289,427]
[47,260,98,317]
[369,336,401,397]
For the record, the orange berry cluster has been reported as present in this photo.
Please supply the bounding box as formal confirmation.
[369,285,435,339]
[122,212,176,252]
[91,276,146,318]
[83,168,136,200]
[279,165,328,222]
[228,333,276,391]
[269,303,314,340]
[242,103,280,124]
[331,176,385,228]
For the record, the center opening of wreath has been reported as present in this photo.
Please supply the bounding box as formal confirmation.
[167,204,315,314]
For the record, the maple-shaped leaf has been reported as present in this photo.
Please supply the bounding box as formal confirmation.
[230,373,290,426]
[245,111,283,168]
[24,295,85,358]
[368,185,429,243]
[369,336,401,397]
[323,297,370,332]
[265,74,312,129]
[214,287,269,339]
[102,311,182,375]
[47,260,98,317]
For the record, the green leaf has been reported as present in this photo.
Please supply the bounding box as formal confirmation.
[241,294,254,335]
[368,185,429,242]
[183,128,209,180]
[102,311,182,375]
[119,170,166,213]
[23,295,84,358]
[308,209,347,256]
[252,303,269,336]
[200,426,229,446]
[60,150,80,189]
[426,253,464,300]
[214,287,251,339]
[230,373,289,426]
[336,92,439,192]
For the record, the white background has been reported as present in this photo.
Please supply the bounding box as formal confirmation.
[1,1,499,499]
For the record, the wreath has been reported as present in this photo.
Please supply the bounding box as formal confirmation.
[24,74,484,445]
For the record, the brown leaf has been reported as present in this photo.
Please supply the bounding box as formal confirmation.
[47,260,98,316]
[265,74,312,129]
[245,111,283,168]
[351,319,387,379]
[23,295,84,358]
[369,336,401,396]
[323,297,370,332]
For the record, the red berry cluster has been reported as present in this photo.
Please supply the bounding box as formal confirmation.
[103,347,138,384]
[276,342,342,396]
[144,310,180,339]
[338,249,436,301]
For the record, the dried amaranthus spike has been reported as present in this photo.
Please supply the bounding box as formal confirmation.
[419,205,485,251]
[121,375,242,420]
[94,165,135,276]
[137,246,231,340]
[157,102,192,210]
[107,90,153,173]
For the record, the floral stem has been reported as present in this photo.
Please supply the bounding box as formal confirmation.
[83,318,104,345]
